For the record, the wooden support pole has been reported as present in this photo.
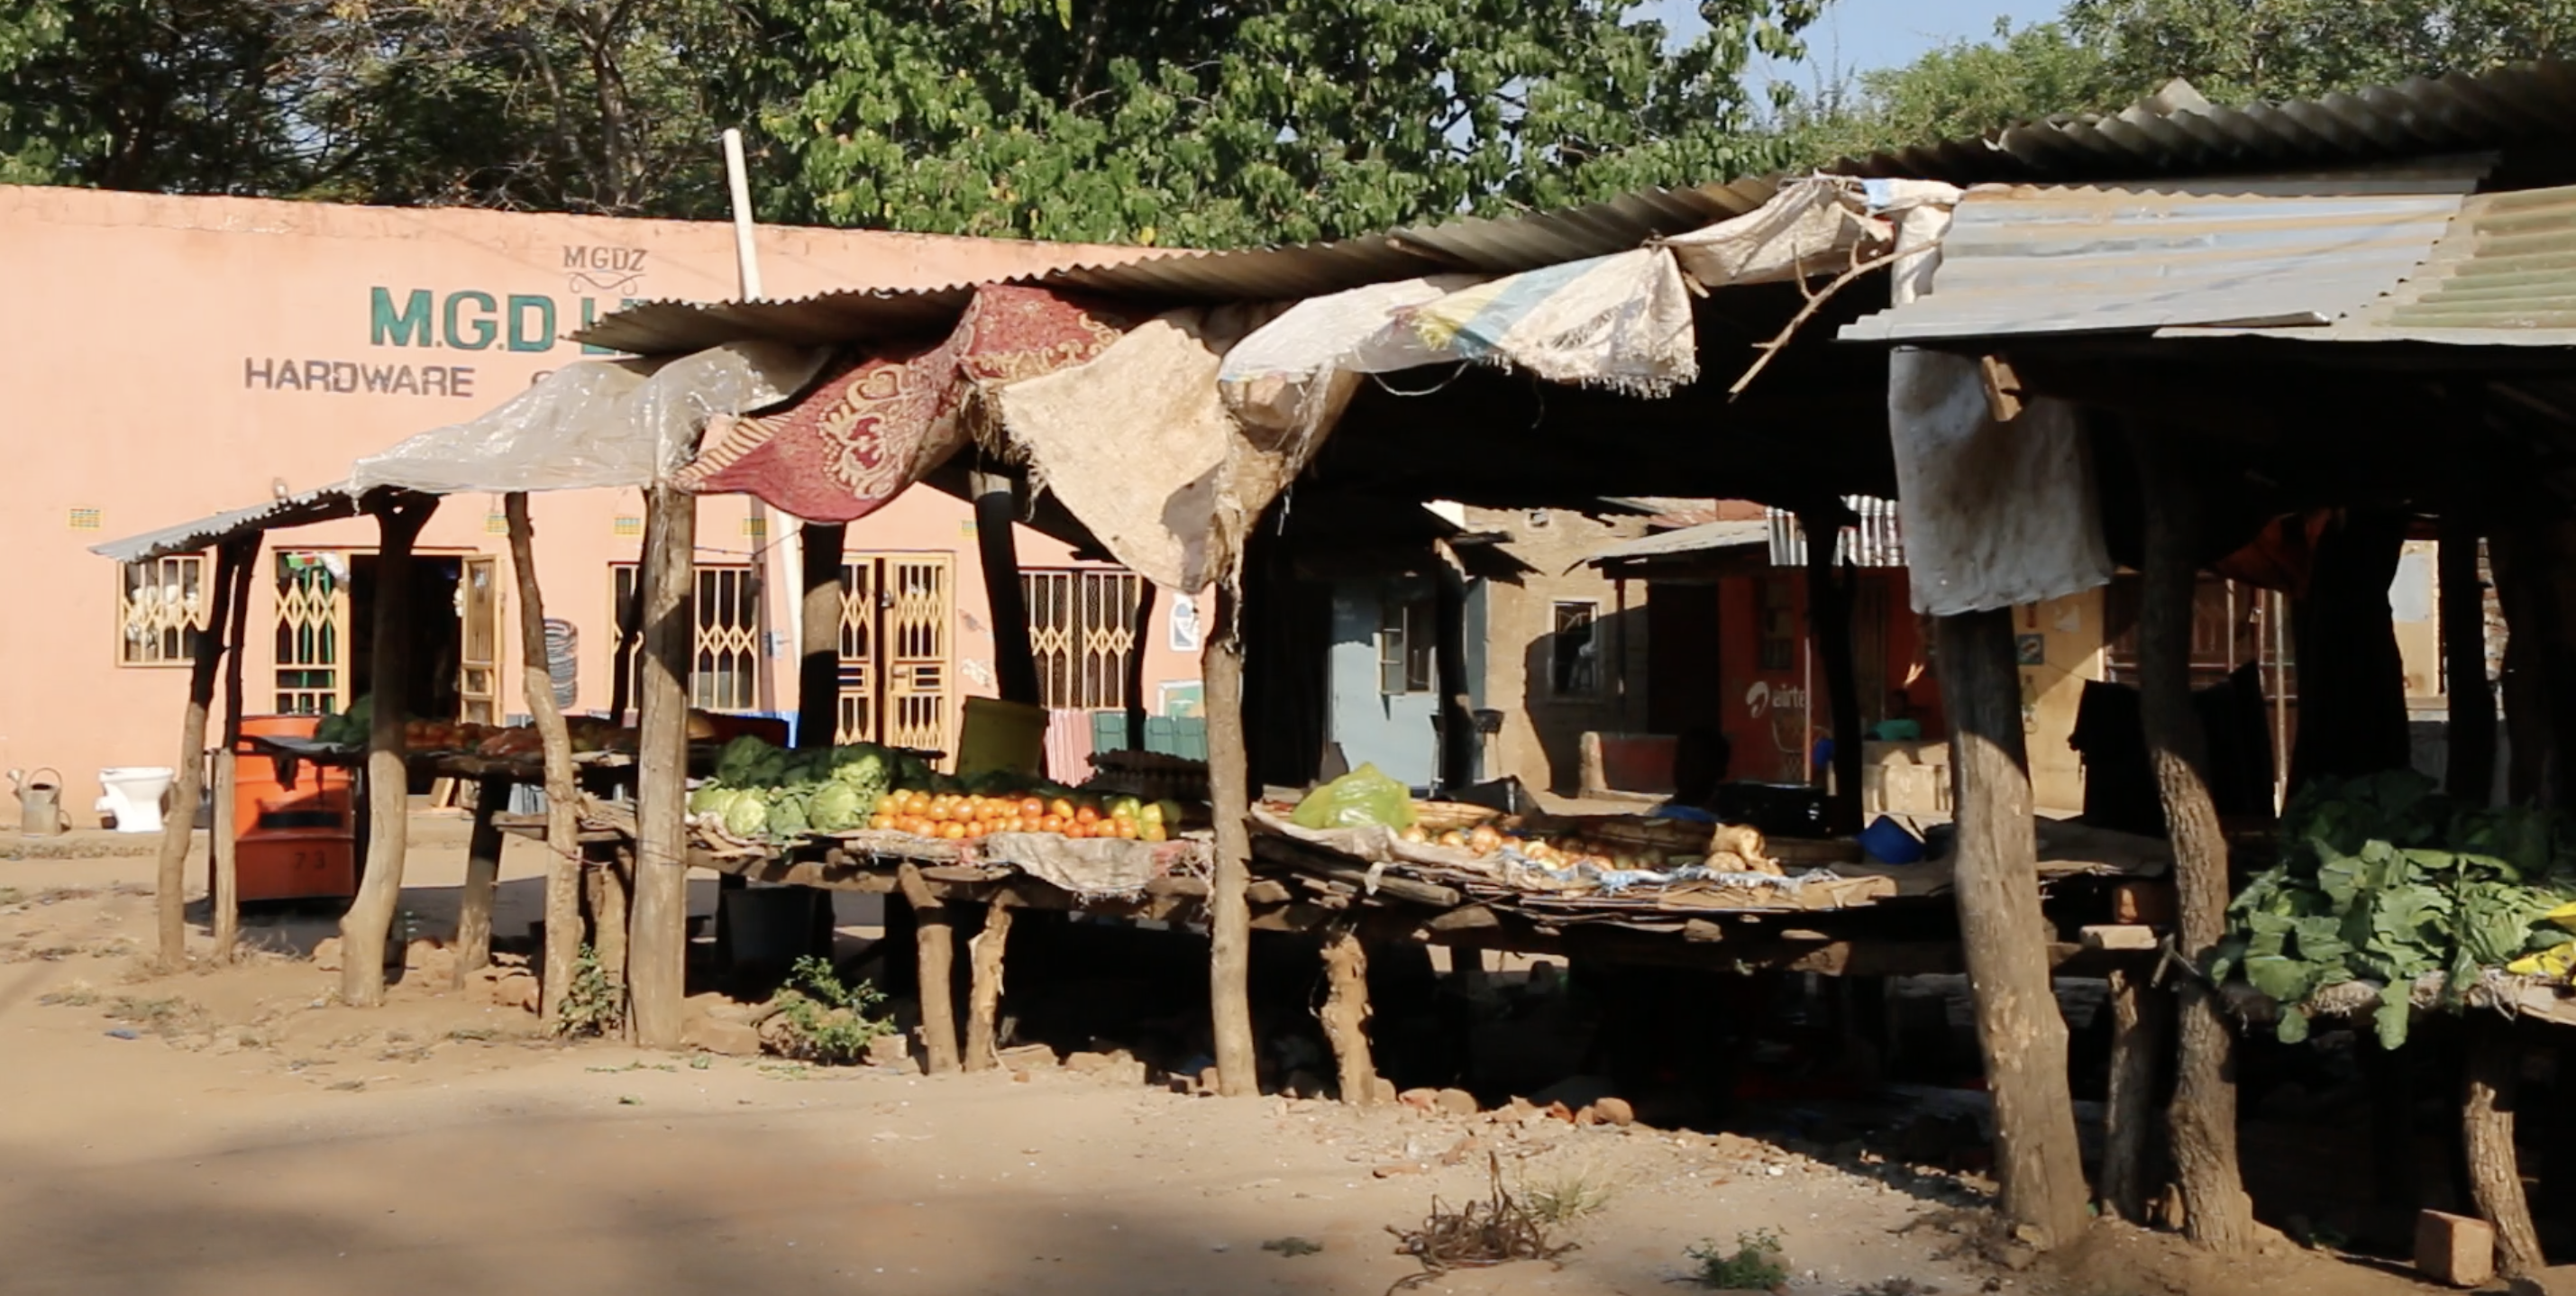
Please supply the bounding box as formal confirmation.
[590,845,631,997]
[964,895,1017,1072]
[899,863,961,1074]
[2099,967,2170,1223]
[453,771,510,984]
[628,482,695,1047]
[2444,516,2498,805]
[798,521,845,747]
[210,533,257,963]
[2491,528,2549,806]
[1800,510,1865,835]
[156,541,249,971]
[2129,429,2254,1252]
[2464,1016,2544,1277]
[972,468,1042,707]
[504,494,588,1028]
[1320,924,1378,1104]
[1205,587,1258,1097]
[1126,581,1156,751]
[339,496,435,1005]
[1435,554,1477,793]
[1934,607,2092,1249]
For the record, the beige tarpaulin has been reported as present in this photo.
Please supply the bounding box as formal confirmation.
[997,304,1289,593]
[1878,181,2115,615]
[1659,176,1888,287]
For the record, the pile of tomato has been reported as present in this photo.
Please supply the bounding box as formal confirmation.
[869,790,1175,843]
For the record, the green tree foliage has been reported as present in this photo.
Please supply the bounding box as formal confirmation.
[1780,1,2576,169]
[0,0,1822,245]
[731,0,1823,246]
[0,0,311,190]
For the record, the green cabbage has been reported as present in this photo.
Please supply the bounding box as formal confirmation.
[721,789,769,839]
[716,735,777,786]
[809,782,867,832]
[766,795,811,840]
[689,784,736,816]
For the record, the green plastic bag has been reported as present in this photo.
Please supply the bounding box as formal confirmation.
[1291,763,1417,831]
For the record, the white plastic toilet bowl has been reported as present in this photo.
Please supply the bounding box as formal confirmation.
[97,766,175,834]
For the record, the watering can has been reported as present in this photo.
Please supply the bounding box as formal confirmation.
[10,767,66,836]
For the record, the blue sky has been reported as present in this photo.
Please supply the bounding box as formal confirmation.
[1648,0,2064,89]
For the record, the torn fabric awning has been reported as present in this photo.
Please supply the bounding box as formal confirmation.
[677,286,1128,523]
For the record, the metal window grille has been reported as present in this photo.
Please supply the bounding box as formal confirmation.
[118,554,209,667]
[1024,569,1144,710]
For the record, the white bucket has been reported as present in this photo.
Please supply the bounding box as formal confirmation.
[97,766,175,834]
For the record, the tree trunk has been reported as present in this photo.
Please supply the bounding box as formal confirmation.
[340,497,435,1005]
[2464,1016,2544,1277]
[210,534,257,964]
[2129,429,2255,1254]
[453,771,511,984]
[964,897,1015,1072]
[589,846,631,1001]
[627,483,694,1047]
[157,542,248,971]
[1320,925,1377,1104]
[2492,528,2550,805]
[972,469,1041,708]
[1802,511,1865,835]
[2100,966,2170,1223]
[898,864,961,1074]
[1205,588,1258,1097]
[1935,607,2092,1248]
[503,494,589,1028]
[2444,518,2497,806]
[798,521,845,747]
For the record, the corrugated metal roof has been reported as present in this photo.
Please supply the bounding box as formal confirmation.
[576,178,1778,355]
[1582,518,1771,568]
[582,62,2576,358]
[2355,183,2576,332]
[1843,63,2576,186]
[1840,178,2474,342]
[2151,183,2576,344]
[90,484,361,564]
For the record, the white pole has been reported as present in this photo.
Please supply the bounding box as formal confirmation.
[720,128,801,723]
[722,128,763,300]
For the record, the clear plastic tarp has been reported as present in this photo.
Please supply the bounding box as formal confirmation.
[347,341,829,497]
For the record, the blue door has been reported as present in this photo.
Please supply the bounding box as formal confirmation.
[1327,578,1439,791]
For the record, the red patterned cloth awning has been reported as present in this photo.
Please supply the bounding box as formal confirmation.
[676,286,1127,522]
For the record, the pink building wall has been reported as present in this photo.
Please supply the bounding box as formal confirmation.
[0,187,1202,818]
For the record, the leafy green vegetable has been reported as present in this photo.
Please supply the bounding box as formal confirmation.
[2222,771,2576,1047]
[721,789,770,839]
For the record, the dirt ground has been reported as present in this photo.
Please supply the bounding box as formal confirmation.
[0,819,2459,1296]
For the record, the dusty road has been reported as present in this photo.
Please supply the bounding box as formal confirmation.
[0,826,2440,1296]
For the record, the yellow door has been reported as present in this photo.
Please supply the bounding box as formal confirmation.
[273,552,350,715]
[883,555,954,753]
[836,553,954,753]
[459,554,501,723]
[835,559,880,744]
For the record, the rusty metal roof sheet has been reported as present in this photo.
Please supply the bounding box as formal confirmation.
[1840,178,2476,342]
[1842,63,2576,185]
[90,483,363,564]
[576,178,1779,355]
